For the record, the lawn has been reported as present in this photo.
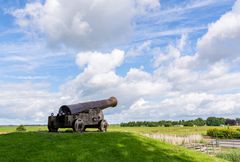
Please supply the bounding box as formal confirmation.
[0,131,224,162]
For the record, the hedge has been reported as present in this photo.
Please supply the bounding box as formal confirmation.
[207,128,240,139]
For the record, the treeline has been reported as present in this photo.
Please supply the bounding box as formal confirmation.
[120,117,240,127]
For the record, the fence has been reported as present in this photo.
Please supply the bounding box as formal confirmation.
[212,139,240,148]
[183,143,221,155]
[143,133,240,155]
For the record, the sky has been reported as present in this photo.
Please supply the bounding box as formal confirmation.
[0,0,240,124]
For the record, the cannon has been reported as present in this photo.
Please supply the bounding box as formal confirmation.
[48,97,117,132]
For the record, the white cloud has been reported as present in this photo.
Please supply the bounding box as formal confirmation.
[12,0,160,49]
[61,49,170,106]
[106,93,240,123]
[76,49,124,73]
[197,0,240,63]
[153,48,240,94]
[126,40,152,57]
[153,45,181,67]
[0,82,60,124]
[177,34,188,51]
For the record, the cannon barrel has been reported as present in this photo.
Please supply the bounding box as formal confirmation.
[58,97,117,115]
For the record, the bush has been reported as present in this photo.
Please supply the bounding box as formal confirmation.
[164,123,172,127]
[16,125,27,132]
[207,128,240,139]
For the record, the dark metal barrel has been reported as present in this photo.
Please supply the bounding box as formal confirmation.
[58,97,117,115]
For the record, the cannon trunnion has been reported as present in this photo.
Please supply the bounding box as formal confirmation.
[48,97,117,132]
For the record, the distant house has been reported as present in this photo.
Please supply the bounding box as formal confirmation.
[174,125,184,127]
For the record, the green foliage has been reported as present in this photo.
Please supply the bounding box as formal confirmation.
[206,117,226,126]
[164,123,172,127]
[0,132,224,162]
[207,128,240,139]
[120,118,207,127]
[194,118,206,126]
[236,118,240,125]
[16,125,26,132]
[183,120,194,126]
[217,149,240,162]
[225,119,237,126]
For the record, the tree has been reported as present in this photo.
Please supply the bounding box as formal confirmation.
[193,118,206,126]
[183,121,194,126]
[236,118,240,125]
[206,117,226,126]
[225,119,237,126]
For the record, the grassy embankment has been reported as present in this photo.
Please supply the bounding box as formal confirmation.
[0,131,225,162]
[2,125,240,161]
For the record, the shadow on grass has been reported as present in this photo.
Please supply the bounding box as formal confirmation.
[0,131,221,162]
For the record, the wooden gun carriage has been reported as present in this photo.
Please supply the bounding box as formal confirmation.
[48,97,117,132]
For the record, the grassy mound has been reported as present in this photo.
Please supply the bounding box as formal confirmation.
[0,132,224,162]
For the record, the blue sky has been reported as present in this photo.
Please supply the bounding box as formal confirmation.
[0,0,240,124]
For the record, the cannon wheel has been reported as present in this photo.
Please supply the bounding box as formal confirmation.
[48,126,58,132]
[74,119,85,133]
[99,120,108,132]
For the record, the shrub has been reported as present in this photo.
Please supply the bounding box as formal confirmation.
[16,125,27,132]
[164,123,172,127]
[207,128,240,139]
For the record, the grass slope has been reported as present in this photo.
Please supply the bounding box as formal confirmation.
[0,132,224,162]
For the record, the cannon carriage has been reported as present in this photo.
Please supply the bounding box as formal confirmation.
[48,97,117,132]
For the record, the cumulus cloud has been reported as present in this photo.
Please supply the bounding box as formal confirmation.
[196,0,240,63]
[0,82,60,124]
[61,49,170,107]
[60,44,240,123]
[12,0,160,49]
[76,49,124,73]
[153,45,181,67]
[153,41,240,94]
[106,93,240,123]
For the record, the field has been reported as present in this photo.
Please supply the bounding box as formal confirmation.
[1,125,239,135]
[110,125,240,135]
[2,125,239,162]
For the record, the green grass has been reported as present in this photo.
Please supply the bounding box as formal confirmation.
[0,125,47,133]
[0,131,224,162]
[217,149,240,162]
[110,125,240,136]
[1,125,239,135]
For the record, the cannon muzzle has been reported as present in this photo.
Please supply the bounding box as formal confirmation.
[105,96,118,108]
[58,96,118,115]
